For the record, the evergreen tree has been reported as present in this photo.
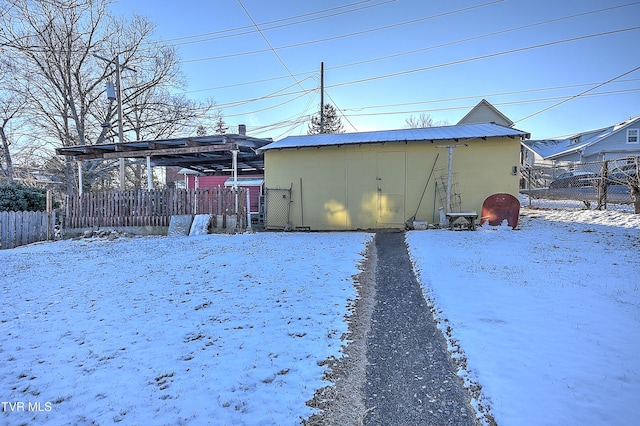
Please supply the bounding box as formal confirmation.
[196,125,208,136]
[308,104,345,135]
[213,116,229,134]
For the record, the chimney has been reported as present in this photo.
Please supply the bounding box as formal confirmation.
[238,124,246,136]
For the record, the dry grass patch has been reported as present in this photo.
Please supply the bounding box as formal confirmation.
[304,239,377,426]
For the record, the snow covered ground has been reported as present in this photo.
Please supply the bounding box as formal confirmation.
[1,233,371,425]
[1,202,639,425]
[408,204,640,425]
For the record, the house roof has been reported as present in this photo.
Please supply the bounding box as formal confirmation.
[260,123,530,151]
[523,115,640,160]
[457,99,514,127]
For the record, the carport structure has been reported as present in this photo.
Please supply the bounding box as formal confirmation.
[56,132,272,193]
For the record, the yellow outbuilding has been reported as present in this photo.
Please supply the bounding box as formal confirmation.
[260,123,530,231]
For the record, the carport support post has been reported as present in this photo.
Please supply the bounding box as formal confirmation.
[77,160,83,195]
[146,156,153,190]
[246,190,251,231]
[232,148,239,213]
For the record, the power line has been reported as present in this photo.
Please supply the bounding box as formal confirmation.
[179,2,640,94]
[515,66,640,124]
[327,26,640,89]
[191,74,639,124]
[165,0,397,47]
[339,88,640,118]
[340,79,640,112]
[197,21,640,112]
[181,0,504,63]
[235,0,311,100]
[325,90,358,132]
[325,1,640,73]
[213,76,316,110]
[181,72,316,94]
[222,91,312,118]
[198,85,639,132]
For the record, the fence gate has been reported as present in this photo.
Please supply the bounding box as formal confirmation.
[264,186,292,230]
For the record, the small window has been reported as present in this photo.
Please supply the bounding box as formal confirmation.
[628,128,639,144]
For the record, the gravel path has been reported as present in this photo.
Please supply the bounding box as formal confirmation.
[364,231,478,425]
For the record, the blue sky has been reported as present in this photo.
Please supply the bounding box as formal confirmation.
[111,0,640,140]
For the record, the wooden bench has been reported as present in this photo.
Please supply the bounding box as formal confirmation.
[445,212,478,231]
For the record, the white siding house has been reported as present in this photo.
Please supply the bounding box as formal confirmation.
[522,115,640,165]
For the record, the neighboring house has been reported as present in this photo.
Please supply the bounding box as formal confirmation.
[260,123,530,230]
[181,171,264,217]
[13,167,64,188]
[457,99,514,127]
[522,115,640,166]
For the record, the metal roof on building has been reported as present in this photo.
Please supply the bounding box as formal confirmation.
[260,123,530,151]
[522,114,640,160]
[56,134,272,174]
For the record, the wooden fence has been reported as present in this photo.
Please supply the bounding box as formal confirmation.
[64,187,246,229]
[0,211,56,250]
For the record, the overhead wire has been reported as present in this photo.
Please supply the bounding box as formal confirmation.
[165,0,397,47]
[235,0,312,100]
[222,91,312,118]
[326,26,640,89]
[325,90,358,132]
[181,0,504,63]
[229,80,640,138]
[325,1,640,72]
[339,88,640,118]
[514,65,640,124]
[341,79,640,112]
[166,2,640,137]
[186,23,640,115]
[212,76,316,110]
[179,2,640,94]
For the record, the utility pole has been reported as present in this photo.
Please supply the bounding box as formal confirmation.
[114,56,126,190]
[320,61,324,134]
[94,54,136,191]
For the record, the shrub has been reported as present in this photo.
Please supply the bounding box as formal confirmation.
[0,182,59,212]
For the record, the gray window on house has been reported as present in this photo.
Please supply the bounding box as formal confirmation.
[627,128,639,144]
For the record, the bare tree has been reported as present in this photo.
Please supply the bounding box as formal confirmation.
[0,0,217,193]
[0,102,20,182]
[0,59,24,181]
[0,0,113,192]
[404,113,449,128]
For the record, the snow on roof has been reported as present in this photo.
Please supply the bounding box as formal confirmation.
[224,177,264,187]
[523,114,640,160]
[522,138,575,159]
[260,123,530,151]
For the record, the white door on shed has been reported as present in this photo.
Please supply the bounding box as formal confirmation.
[376,151,406,225]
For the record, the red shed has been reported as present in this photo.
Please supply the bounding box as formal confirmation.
[184,173,264,216]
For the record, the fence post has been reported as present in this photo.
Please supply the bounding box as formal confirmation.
[46,190,52,240]
[0,211,8,249]
[246,189,252,231]
[597,160,608,210]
